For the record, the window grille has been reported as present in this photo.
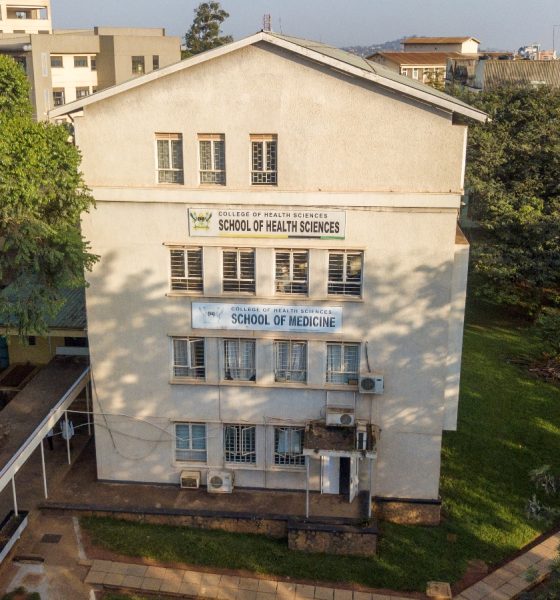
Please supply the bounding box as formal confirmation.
[274,340,307,383]
[73,56,88,68]
[156,133,184,184]
[75,87,89,99]
[223,249,255,293]
[274,427,305,466]
[50,55,63,68]
[52,89,65,106]
[172,338,205,379]
[326,342,360,384]
[275,250,308,294]
[132,55,145,74]
[170,248,203,292]
[175,423,207,462]
[251,135,277,185]
[199,135,225,184]
[224,339,256,381]
[328,251,363,296]
[224,424,256,464]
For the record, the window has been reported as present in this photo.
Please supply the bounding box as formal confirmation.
[224,339,255,381]
[52,88,65,106]
[152,55,159,70]
[172,338,205,379]
[175,423,207,462]
[224,424,256,464]
[75,87,89,99]
[50,55,63,68]
[251,135,277,185]
[274,340,307,383]
[73,56,88,68]
[91,57,97,71]
[274,427,305,466]
[412,68,419,80]
[328,251,363,297]
[275,250,308,294]
[326,342,360,384]
[156,133,184,184]
[199,135,225,184]
[170,247,203,292]
[27,336,36,346]
[222,249,255,293]
[132,55,145,74]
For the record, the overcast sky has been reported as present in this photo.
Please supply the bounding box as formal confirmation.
[51,0,560,52]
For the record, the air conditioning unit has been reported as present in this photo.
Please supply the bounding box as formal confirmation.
[326,407,355,427]
[180,470,200,489]
[359,374,384,395]
[207,470,234,494]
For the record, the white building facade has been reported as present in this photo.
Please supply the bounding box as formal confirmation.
[51,33,485,523]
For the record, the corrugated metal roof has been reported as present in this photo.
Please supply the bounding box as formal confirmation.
[404,36,480,44]
[47,288,87,330]
[482,60,560,89]
[369,51,466,65]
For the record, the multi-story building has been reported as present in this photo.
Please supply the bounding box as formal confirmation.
[402,36,480,54]
[50,32,485,524]
[0,0,180,120]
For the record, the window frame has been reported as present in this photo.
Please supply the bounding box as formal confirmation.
[327,250,364,297]
[224,424,256,465]
[152,55,160,70]
[172,337,205,380]
[251,134,277,185]
[50,55,63,68]
[326,342,360,385]
[156,133,184,185]
[75,86,90,99]
[275,249,308,295]
[274,426,305,467]
[169,247,203,293]
[132,55,145,75]
[222,248,255,294]
[198,134,226,185]
[174,422,207,462]
[52,88,65,106]
[223,338,256,382]
[73,55,88,68]
[274,340,307,383]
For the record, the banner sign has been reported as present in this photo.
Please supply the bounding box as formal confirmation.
[192,302,343,333]
[188,208,345,239]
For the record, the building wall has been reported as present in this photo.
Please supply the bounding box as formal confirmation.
[0,0,51,34]
[73,41,468,502]
[6,330,86,365]
[403,41,479,54]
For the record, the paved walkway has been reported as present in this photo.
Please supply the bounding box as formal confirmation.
[85,530,560,600]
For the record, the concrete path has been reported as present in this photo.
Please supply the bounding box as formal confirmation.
[84,530,560,600]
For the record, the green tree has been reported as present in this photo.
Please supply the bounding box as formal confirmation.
[463,85,560,317]
[184,1,233,58]
[0,55,97,336]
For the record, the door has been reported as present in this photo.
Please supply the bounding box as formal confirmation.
[321,456,340,494]
[0,337,8,371]
[339,457,350,498]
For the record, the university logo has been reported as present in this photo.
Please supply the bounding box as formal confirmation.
[190,210,212,230]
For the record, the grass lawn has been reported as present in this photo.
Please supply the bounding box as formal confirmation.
[81,299,560,591]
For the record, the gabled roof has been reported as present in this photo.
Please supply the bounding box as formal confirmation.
[369,51,467,66]
[49,31,487,122]
[404,36,481,45]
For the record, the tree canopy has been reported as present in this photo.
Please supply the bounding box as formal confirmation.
[463,85,560,317]
[184,1,233,58]
[0,55,97,335]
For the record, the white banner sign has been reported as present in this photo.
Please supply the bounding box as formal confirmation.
[189,208,345,239]
[192,302,342,333]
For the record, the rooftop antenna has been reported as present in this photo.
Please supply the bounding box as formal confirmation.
[263,14,272,32]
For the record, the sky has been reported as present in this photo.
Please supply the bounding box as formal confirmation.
[51,0,560,52]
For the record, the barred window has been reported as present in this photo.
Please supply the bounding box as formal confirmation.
[224,424,256,464]
[175,423,207,462]
[224,339,256,381]
[223,249,255,293]
[73,55,88,68]
[170,248,203,292]
[50,55,63,68]
[274,427,305,466]
[156,133,184,184]
[251,135,277,185]
[76,87,89,99]
[172,338,205,379]
[199,135,225,184]
[328,251,363,297]
[274,340,307,383]
[275,250,308,294]
[52,88,65,106]
[326,342,360,384]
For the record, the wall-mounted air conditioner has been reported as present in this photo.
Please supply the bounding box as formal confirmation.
[359,374,384,395]
[326,407,355,427]
[180,470,200,489]
[207,470,234,494]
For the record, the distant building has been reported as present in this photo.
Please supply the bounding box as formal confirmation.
[403,36,480,54]
[0,1,181,120]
